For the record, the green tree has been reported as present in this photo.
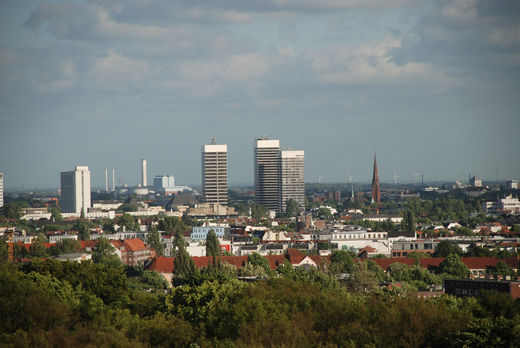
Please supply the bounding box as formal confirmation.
[28,239,48,258]
[494,262,515,278]
[233,203,249,216]
[119,203,139,212]
[433,240,463,257]
[247,253,271,275]
[173,230,195,282]
[50,207,63,223]
[238,262,267,277]
[92,237,123,269]
[119,213,139,231]
[102,218,115,234]
[250,203,268,219]
[285,198,300,217]
[146,225,164,256]
[139,270,169,291]
[329,250,355,274]
[465,245,493,257]
[206,230,221,257]
[318,207,332,218]
[49,239,81,256]
[2,202,27,218]
[345,261,379,292]
[401,209,416,234]
[438,254,470,279]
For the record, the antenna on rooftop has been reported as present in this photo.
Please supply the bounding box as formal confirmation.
[210,137,216,145]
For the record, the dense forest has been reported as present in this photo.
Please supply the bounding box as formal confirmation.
[2,257,520,347]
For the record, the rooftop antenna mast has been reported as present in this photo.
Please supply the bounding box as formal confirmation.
[210,137,216,145]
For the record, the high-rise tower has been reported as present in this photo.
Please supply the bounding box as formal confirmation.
[202,140,228,206]
[60,166,91,214]
[279,150,305,212]
[141,159,147,187]
[371,154,381,215]
[254,138,280,212]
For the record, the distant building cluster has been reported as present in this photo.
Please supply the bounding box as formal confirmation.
[254,137,305,214]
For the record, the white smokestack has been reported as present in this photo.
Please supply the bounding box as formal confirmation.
[141,159,147,187]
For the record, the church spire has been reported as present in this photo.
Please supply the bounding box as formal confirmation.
[371,153,381,215]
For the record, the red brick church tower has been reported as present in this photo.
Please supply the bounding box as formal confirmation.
[371,153,381,215]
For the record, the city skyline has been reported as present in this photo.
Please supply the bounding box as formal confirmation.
[1,1,519,189]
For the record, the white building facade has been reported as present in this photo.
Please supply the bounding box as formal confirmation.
[279,150,305,212]
[202,143,228,206]
[60,166,91,214]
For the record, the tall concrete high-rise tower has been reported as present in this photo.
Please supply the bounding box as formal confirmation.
[279,150,305,213]
[202,141,228,206]
[254,138,280,212]
[371,154,381,215]
[60,166,91,214]
[141,159,147,187]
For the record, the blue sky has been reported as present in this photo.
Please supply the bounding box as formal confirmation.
[0,0,519,190]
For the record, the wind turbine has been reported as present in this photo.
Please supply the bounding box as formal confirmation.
[412,172,419,189]
[347,173,354,201]
[392,172,399,186]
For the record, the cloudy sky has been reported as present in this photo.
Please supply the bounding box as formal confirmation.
[0,0,518,190]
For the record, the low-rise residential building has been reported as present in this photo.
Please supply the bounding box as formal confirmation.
[111,238,155,266]
[48,234,78,243]
[444,279,520,299]
[191,224,230,240]
[391,239,438,257]
[482,195,520,215]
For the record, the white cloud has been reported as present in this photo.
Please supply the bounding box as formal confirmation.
[91,52,150,90]
[311,38,447,86]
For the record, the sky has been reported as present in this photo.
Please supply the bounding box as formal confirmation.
[0,0,519,190]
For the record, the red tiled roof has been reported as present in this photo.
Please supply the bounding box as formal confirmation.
[147,256,175,273]
[285,249,306,264]
[265,255,286,269]
[80,240,96,249]
[192,255,249,269]
[124,238,147,252]
[373,257,443,270]
[111,240,124,248]
[19,242,56,249]
[357,246,377,256]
